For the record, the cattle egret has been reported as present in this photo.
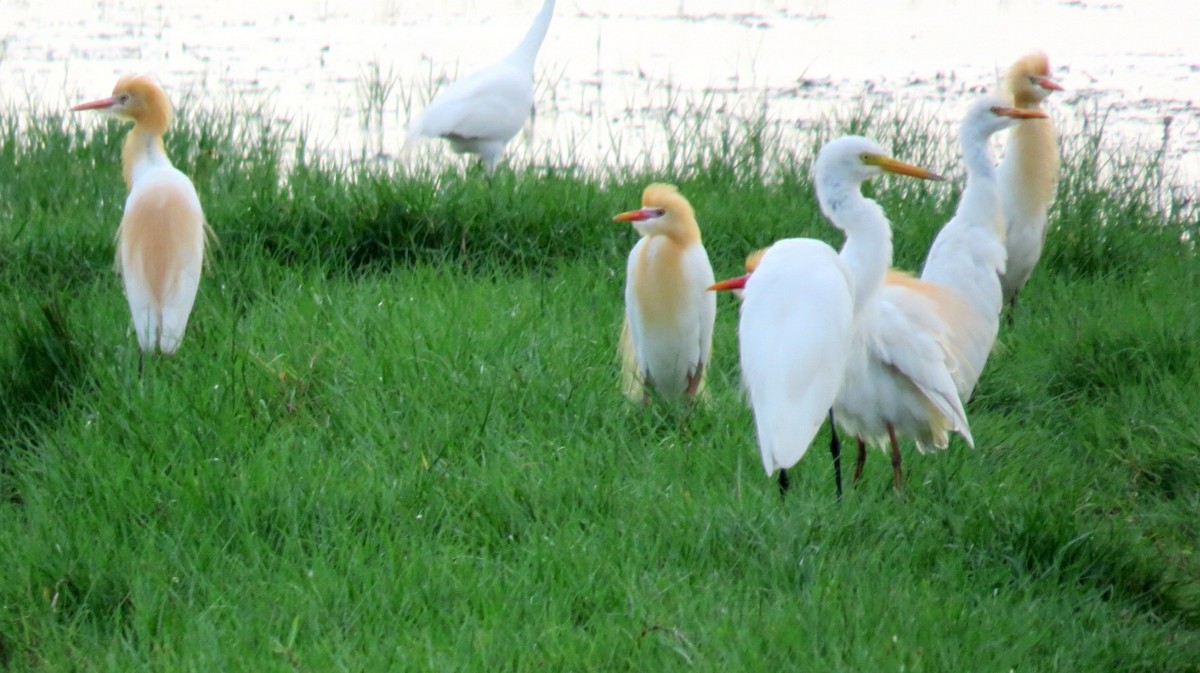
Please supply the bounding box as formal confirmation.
[710,137,944,495]
[920,95,1048,400]
[404,0,556,174]
[997,51,1062,312]
[72,75,208,374]
[616,184,716,405]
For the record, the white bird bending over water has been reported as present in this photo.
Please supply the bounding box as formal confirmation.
[997,51,1062,312]
[616,184,715,404]
[72,75,208,374]
[921,95,1048,400]
[711,137,944,495]
[404,0,556,174]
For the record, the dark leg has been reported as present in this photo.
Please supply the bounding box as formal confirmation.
[853,437,867,483]
[685,364,704,399]
[138,350,145,379]
[777,468,790,498]
[888,424,903,491]
[1005,292,1019,326]
[828,409,843,501]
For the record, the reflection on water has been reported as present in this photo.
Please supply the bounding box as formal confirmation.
[1,0,1197,189]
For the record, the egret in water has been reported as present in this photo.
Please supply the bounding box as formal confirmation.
[72,75,208,374]
[710,137,944,495]
[920,95,1048,400]
[404,0,556,174]
[616,184,716,404]
[997,51,1062,313]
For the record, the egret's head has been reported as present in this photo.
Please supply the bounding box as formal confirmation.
[815,136,944,188]
[613,183,698,239]
[72,75,172,134]
[962,94,1049,140]
[1005,52,1062,107]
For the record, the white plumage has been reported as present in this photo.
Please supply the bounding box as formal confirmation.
[735,240,854,475]
[405,0,556,174]
[713,136,945,494]
[617,184,716,403]
[921,94,1047,399]
[73,75,208,371]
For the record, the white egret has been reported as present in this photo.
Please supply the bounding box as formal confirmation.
[616,184,716,404]
[997,51,1062,311]
[710,137,944,495]
[72,75,208,374]
[823,141,975,490]
[404,0,556,174]
[920,95,1049,400]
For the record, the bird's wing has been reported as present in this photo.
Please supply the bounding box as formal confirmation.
[620,237,649,400]
[407,64,532,143]
[119,168,206,354]
[682,242,717,388]
[740,240,853,474]
[862,283,974,449]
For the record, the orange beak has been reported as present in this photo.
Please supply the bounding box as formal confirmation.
[613,208,661,223]
[71,96,120,112]
[1035,76,1063,92]
[991,106,1049,120]
[708,274,750,292]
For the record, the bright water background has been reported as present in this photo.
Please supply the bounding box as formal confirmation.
[2,0,1197,189]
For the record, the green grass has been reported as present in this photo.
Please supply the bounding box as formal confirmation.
[1,102,1198,671]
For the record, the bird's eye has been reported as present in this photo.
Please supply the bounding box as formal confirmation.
[1027,76,1039,85]
[119,94,131,104]
[652,208,666,217]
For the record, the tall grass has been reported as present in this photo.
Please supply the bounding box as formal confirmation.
[0,101,1197,671]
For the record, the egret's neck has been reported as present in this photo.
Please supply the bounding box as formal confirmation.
[505,0,555,71]
[819,178,892,313]
[121,126,172,189]
[956,128,1001,226]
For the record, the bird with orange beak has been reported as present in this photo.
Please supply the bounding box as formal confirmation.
[73,75,208,373]
[615,184,716,405]
[997,51,1062,312]
[710,137,948,496]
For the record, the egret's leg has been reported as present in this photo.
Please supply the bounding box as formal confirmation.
[778,468,790,498]
[828,409,843,501]
[853,437,867,483]
[888,424,904,491]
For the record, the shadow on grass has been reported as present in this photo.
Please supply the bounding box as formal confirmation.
[967,501,1199,629]
[0,300,89,502]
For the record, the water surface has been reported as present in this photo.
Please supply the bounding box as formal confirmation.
[2,0,1197,189]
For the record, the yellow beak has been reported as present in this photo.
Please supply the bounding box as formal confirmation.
[867,155,945,181]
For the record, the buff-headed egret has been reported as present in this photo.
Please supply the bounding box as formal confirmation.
[72,75,208,374]
[404,0,556,174]
[921,95,1048,400]
[616,184,716,405]
[711,137,944,495]
[997,51,1062,312]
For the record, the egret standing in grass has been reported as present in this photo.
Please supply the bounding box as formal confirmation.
[920,95,1048,399]
[818,139,972,491]
[997,51,1062,312]
[404,0,556,174]
[710,137,945,495]
[616,184,716,405]
[73,75,208,374]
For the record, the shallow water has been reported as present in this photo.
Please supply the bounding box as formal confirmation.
[2,0,1197,191]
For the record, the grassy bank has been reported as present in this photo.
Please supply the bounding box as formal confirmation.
[0,105,1197,671]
